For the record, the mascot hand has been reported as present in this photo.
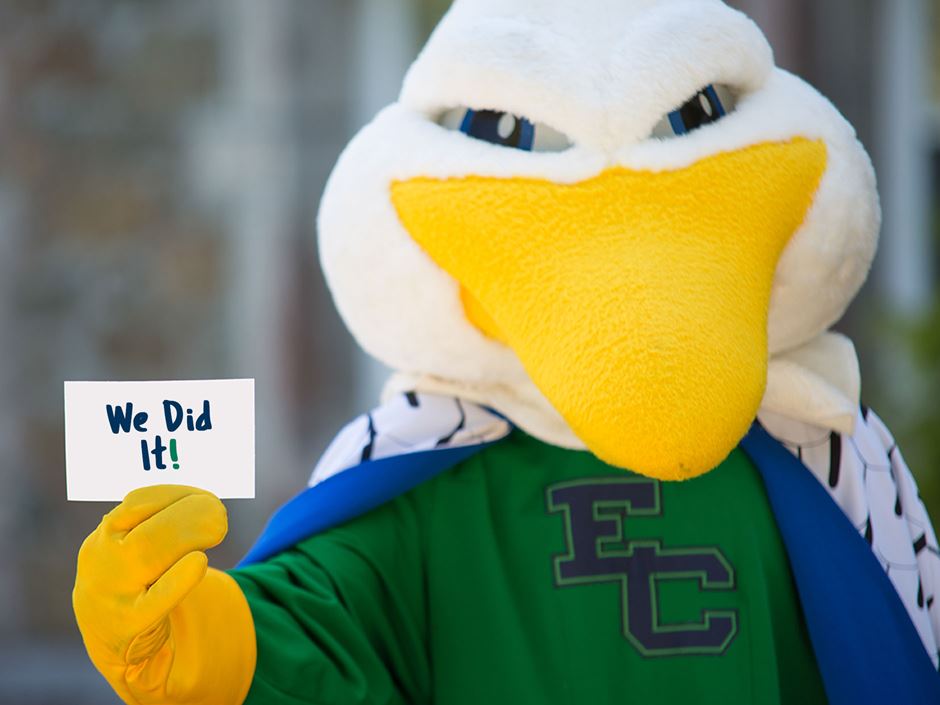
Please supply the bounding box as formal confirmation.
[73,485,256,705]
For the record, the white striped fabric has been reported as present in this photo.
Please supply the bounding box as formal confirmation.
[760,407,940,666]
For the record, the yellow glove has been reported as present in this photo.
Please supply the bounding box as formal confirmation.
[73,485,257,705]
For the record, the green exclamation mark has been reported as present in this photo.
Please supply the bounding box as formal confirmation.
[170,438,180,470]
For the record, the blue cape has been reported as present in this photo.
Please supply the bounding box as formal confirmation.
[240,423,940,705]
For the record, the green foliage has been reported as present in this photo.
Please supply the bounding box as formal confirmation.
[884,192,940,522]
[905,294,940,521]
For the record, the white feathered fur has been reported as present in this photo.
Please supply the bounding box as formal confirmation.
[318,0,880,446]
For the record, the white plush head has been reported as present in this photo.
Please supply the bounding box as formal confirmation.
[318,0,880,473]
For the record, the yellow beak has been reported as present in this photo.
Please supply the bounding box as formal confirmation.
[391,139,827,480]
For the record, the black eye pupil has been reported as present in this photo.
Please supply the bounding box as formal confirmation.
[460,110,535,150]
[668,85,727,136]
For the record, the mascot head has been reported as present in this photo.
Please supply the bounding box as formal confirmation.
[318,0,879,480]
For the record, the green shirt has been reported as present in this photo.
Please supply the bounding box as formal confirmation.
[230,430,826,704]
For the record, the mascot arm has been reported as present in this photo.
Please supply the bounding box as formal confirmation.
[73,486,256,705]
[229,491,429,705]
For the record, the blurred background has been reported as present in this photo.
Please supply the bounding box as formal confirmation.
[0,0,937,702]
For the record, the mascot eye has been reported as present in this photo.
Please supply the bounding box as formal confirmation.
[651,84,735,139]
[438,107,572,152]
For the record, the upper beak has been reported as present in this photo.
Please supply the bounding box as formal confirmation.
[391,138,827,480]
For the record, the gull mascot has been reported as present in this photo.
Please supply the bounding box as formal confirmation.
[73,1,940,703]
